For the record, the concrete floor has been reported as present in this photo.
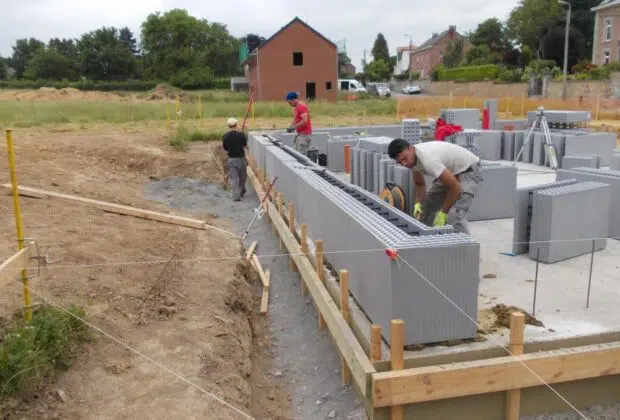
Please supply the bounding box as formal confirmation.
[334,161,620,358]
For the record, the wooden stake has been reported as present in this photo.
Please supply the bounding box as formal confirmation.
[260,269,270,315]
[316,240,325,329]
[391,319,405,420]
[288,202,296,272]
[506,312,525,420]
[340,269,351,385]
[245,241,258,260]
[300,223,309,296]
[370,324,382,362]
[277,193,284,250]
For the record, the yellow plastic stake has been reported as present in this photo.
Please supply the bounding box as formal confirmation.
[6,129,32,321]
[198,95,202,120]
[165,102,170,130]
[449,91,453,109]
[521,94,525,117]
[463,96,467,108]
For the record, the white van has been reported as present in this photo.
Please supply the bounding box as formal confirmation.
[338,79,367,93]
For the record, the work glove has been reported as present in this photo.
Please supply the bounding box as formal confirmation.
[413,203,423,220]
[286,126,296,133]
[433,211,447,227]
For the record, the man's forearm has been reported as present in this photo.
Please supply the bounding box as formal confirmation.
[441,184,461,213]
[415,184,426,204]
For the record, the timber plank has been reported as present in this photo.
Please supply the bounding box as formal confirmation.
[371,341,620,407]
[0,243,34,287]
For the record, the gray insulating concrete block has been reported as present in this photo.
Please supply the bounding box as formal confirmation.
[529,182,610,263]
[531,133,547,166]
[379,158,390,195]
[359,136,395,154]
[556,168,620,239]
[351,148,360,186]
[502,131,515,161]
[373,152,381,193]
[564,132,616,166]
[359,150,368,189]
[527,110,591,125]
[393,166,411,211]
[476,131,503,160]
[513,131,525,161]
[484,99,498,129]
[402,119,421,144]
[561,155,599,169]
[440,109,481,129]
[468,163,517,221]
[611,150,620,171]
[511,178,579,254]
[366,151,374,192]
[326,136,359,172]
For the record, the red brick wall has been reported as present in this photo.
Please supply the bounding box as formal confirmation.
[252,20,338,102]
[410,35,472,79]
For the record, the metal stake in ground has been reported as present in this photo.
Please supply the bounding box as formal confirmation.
[586,239,595,309]
[242,176,278,240]
[533,246,540,316]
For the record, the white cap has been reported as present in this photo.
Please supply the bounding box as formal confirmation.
[227,117,238,127]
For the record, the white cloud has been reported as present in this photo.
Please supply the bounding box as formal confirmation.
[0,0,517,71]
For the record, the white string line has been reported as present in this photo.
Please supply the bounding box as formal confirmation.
[0,233,616,274]
[396,254,589,420]
[0,270,257,420]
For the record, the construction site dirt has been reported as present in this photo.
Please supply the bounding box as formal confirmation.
[3,123,620,420]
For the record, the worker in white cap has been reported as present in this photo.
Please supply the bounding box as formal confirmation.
[222,117,247,201]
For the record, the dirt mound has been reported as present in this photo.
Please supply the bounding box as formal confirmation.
[145,83,190,102]
[477,304,544,336]
[7,87,123,102]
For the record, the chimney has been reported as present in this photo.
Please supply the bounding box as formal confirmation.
[448,25,456,39]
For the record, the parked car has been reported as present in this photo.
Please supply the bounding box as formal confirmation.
[402,84,422,95]
[367,83,391,98]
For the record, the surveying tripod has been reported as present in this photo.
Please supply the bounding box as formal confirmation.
[514,106,559,169]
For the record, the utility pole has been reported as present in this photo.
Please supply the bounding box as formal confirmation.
[558,0,571,100]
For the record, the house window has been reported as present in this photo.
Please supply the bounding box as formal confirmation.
[604,49,611,64]
[605,18,612,41]
[326,81,332,90]
[293,52,303,66]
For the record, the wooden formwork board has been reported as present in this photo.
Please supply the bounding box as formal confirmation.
[246,154,620,419]
[0,243,34,287]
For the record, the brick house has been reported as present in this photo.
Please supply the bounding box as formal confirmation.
[409,26,472,79]
[591,0,620,65]
[244,17,338,102]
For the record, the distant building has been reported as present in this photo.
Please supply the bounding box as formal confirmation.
[341,62,356,77]
[591,0,620,65]
[409,26,472,79]
[243,17,338,102]
[393,45,416,76]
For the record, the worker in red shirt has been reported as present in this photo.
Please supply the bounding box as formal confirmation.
[285,91,313,155]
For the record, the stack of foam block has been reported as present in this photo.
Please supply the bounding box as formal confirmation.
[556,167,620,240]
[512,178,611,262]
[440,109,481,129]
[561,155,600,169]
[612,149,620,171]
[326,135,364,172]
[402,118,421,144]
[527,110,591,128]
[529,182,610,263]
[483,99,498,129]
[446,130,482,156]
[249,133,481,346]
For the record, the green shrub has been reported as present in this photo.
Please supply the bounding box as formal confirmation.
[437,64,500,81]
[0,305,89,397]
[589,66,611,80]
[497,68,523,83]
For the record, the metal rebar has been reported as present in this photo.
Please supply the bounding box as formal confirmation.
[533,246,540,316]
[586,239,595,309]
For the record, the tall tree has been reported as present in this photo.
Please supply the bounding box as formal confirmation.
[0,57,7,80]
[48,38,78,60]
[119,27,139,56]
[469,18,506,52]
[557,0,599,61]
[10,38,45,78]
[371,33,390,63]
[78,27,136,81]
[24,48,78,80]
[542,26,586,70]
[443,38,465,68]
[141,9,241,83]
[338,51,353,77]
[506,0,562,58]
[365,59,391,81]
[242,34,265,54]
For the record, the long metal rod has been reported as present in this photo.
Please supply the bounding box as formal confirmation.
[533,246,540,316]
[6,129,32,321]
[586,239,595,308]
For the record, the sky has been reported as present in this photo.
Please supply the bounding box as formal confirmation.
[1,0,518,71]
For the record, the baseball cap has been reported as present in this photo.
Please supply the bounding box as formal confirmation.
[285,91,299,101]
[227,117,238,127]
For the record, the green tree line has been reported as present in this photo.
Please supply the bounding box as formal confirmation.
[0,9,252,90]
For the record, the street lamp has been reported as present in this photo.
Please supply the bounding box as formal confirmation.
[404,34,413,83]
[558,0,571,100]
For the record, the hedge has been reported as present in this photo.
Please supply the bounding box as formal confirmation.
[437,65,500,82]
[0,77,231,91]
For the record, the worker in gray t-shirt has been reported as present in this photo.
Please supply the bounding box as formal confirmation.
[388,139,483,234]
